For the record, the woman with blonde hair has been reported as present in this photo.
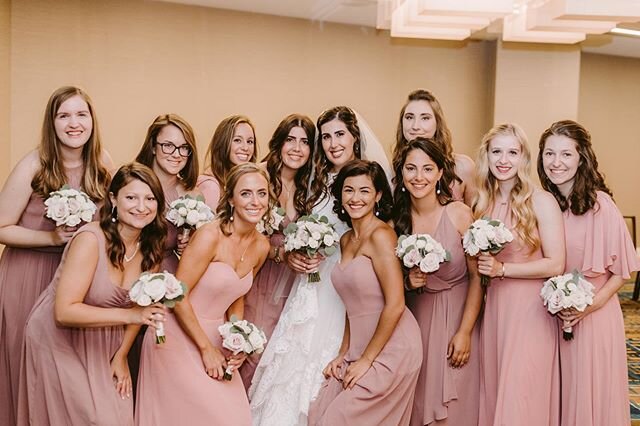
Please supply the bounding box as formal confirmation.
[474,123,565,426]
[0,86,112,425]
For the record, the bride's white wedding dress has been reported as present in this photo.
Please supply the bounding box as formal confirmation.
[249,191,349,426]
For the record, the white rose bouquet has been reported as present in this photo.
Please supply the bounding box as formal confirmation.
[166,194,214,239]
[256,205,286,235]
[129,271,187,344]
[218,315,267,380]
[283,213,339,283]
[395,234,451,274]
[463,218,514,286]
[44,185,97,227]
[540,270,595,340]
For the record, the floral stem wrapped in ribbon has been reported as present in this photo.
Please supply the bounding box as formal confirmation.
[540,270,595,340]
[218,315,267,380]
[44,185,97,227]
[463,218,514,286]
[283,213,339,283]
[166,194,214,240]
[256,206,286,236]
[395,233,450,292]
[129,271,187,343]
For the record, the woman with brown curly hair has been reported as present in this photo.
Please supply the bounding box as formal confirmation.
[538,120,638,426]
[17,163,167,426]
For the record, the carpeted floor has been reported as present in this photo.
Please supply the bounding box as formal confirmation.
[620,281,640,422]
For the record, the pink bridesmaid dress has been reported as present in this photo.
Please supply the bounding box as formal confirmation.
[478,199,560,426]
[135,262,253,426]
[161,184,181,273]
[406,205,480,426]
[308,256,422,426]
[559,191,638,426]
[240,216,296,389]
[0,165,87,426]
[196,174,221,211]
[17,225,134,426]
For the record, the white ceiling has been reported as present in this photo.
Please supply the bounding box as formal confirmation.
[156,0,640,58]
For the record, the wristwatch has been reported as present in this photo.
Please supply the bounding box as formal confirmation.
[273,246,282,264]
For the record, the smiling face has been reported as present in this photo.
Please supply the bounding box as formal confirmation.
[321,118,356,172]
[54,94,93,150]
[229,172,269,224]
[341,174,381,222]
[280,126,311,171]
[487,134,523,182]
[229,122,256,166]
[110,178,158,230]
[402,148,443,200]
[542,134,580,195]
[402,100,437,142]
[153,124,189,177]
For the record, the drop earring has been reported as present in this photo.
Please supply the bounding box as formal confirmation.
[436,180,441,195]
[375,202,380,217]
[401,186,406,193]
[340,207,345,215]
[111,206,117,223]
[230,205,234,222]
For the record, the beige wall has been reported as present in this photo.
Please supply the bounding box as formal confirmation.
[578,53,640,227]
[0,0,10,184]
[9,0,493,171]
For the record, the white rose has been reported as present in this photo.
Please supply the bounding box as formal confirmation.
[66,214,81,227]
[164,274,184,299]
[218,323,233,337]
[248,330,265,350]
[546,288,565,314]
[419,252,441,273]
[222,332,246,353]
[308,238,319,249]
[186,198,197,209]
[186,209,200,226]
[242,341,254,354]
[323,234,335,246]
[47,202,69,226]
[473,229,490,251]
[166,209,180,225]
[403,249,421,268]
[80,210,93,223]
[177,206,188,217]
[311,231,321,241]
[129,282,144,303]
[415,238,426,249]
[136,294,152,307]
[143,279,167,302]
[67,197,82,215]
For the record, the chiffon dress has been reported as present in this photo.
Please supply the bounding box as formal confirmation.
[478,198,560,426]
[17,225,134,426]
[559,191,639,426]
[406,205,480,426]
[0,164,87,426]
[135,261,253,426]
[240,216,297,389]
[308,256,422,426]
[196,174,221,211]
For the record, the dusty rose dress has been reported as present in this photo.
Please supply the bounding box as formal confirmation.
[135,262,253,426]
[240,217,296,389]
[308,256,422,426]
[559,191,638,426]
[17,225,133,426]
[196,174,221,211]
[406,206,480,426]
[478,199,560,426]
[0,165,89,426]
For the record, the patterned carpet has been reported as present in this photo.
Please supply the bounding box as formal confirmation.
[620,281,640,422]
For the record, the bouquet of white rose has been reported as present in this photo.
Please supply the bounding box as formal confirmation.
[256,205,286,235]
[395,234,450,273]
[540,270,595,340]
[463,218,514,286]
[44,185,97,227]
[166,194,214,239]
[218,315,267,380]
[129,271,187,344]
[283,214,339,282]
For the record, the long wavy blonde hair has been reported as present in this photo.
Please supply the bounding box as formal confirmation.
[473,123,540,251]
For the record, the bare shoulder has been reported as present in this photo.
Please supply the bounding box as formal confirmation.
[532,189,561,215]
[454,153,475,172]
[68,227,100,255]
[14,149,41,179]
[369,222,398,251]
[100,149,115,171]
[255,231,270,253]
[257,161,268,172]
[446,201,473,232]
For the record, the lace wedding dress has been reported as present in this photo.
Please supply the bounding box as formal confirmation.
[249,191,349,426]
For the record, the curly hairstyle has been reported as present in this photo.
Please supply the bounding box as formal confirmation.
[100,162,167,271]
[263,114,316,216]
[537,120,612,215]
[392,138,455,236]
[473,123,540,251]
[205,115,257,187]
[216,163,275,236]
[135,113,199,190]
[331,160,393,227]
[392,89,460,186]
[31,86,110,201]
[311,106,362,208]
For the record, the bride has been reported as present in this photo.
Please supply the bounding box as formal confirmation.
[249,106,391,426]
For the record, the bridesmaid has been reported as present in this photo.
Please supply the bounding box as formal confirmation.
[135,163,270,426]
[16,163,167,426]
[135,113,200,273]
[474,123,565,426]
[239,114,316,388]
[538,120,639,426]
[0,86,112,426]
[392,138,483,426]
[308,160,422,426]
[197,115,257,209]
[392,89,476,205]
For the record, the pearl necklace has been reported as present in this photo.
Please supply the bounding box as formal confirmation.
[124,242,140,263]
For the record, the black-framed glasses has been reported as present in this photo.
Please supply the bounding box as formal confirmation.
[156,142,192,158]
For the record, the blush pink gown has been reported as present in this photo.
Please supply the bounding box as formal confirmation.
[406,205,480,426]
[196,174,221,211]
[135,262,253,426]
[478,199,560,426]
[308,256,422,426]
[17,225,134,426]
[559,191,638,426]
[240,217,296,389]
[0,165,89,426]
